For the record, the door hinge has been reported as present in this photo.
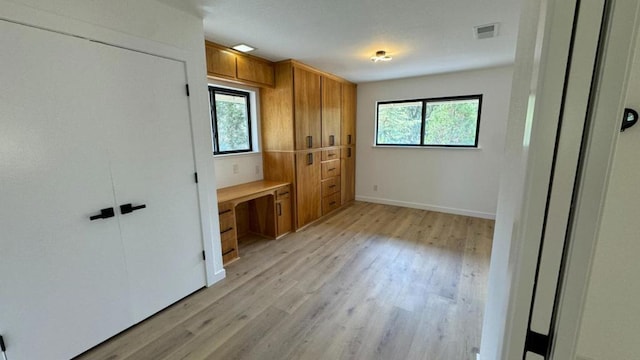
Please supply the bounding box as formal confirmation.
[194,172,198,183]
[525,330,549,357]
[185,84,190,96]
[202,250,206,261]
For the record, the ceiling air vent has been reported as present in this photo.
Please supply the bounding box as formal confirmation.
[474,23,499,39]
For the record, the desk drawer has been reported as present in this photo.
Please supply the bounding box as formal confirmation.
[321,159,341,179]
[219,213,235,235]
[322,149,340,161]
[222,248,238,264]
[276,185,291,200]
[218,201,234,216]
[321,176,341,197]
[322,192,341,214]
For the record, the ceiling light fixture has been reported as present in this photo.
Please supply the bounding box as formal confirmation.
[370,50,392,63]
[232,44,255,52]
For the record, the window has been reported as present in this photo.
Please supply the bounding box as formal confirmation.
[209,86,253,155]
[376,95,482,147]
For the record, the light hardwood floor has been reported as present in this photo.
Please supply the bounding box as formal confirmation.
[76,201,494,360]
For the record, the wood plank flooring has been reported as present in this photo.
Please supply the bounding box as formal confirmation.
[76,201,494,360]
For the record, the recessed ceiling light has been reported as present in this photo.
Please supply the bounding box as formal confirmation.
[370,50,392,62]
[232,44,255,53]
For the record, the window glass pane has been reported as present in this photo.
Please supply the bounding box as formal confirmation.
[214,91,250,152]
[376,101,423,145]
[424,98,479,146]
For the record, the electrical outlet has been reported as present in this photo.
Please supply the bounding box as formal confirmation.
[373,185,378,191]
[255,165,260,175]
[232,164,239,174]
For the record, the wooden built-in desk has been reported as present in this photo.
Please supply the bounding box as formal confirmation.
[216,180,292,265]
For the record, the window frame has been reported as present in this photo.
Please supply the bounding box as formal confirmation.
[209,86,253,155]
[375,94,483,148]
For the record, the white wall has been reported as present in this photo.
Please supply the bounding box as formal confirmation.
[208,79,264,188]
[355,66,513,219]
[0,0,225,284]
[576,26,640,360]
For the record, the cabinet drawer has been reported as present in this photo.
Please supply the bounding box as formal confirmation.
[222,248,238,265]
[321,176,341,197]
[276,185,291,200]
[218,201,234,215]
[218,211,235,233]
[220,225,236,243]
[322,192,341,214]
[321,159,341,179]
[322,149,340,161]
[220,229,236,251]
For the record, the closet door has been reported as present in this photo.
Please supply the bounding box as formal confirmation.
[94,43,206,321]
[0,21,131,360]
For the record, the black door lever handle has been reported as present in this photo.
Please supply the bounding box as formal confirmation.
[120,203,147,215]
[90,207,115,221]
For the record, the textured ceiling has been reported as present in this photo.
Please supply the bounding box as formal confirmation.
[161,0,523,83]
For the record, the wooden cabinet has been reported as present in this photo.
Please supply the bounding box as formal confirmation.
[261,60,356,229]
[206,44,236,79]
[217,201,239,264]
[275,185,292,236]
[341,146,356,204]
[294,67,322,149]
[237,56,275,86]
[342,82,357,145]
[322,76,342,147]
[205,41,275,88]
[295,152,322,227]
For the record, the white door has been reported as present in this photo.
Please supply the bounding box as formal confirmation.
[488,0,640,359]
[0,20,132,360]
[93,42,206,321]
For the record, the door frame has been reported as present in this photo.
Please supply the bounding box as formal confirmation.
[0,0,226,286]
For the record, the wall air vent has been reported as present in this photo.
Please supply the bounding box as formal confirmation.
[474,23,499,39]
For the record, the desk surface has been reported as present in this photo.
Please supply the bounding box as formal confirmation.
[217,180,290,204]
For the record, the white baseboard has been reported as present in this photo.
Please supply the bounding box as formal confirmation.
[207,268,226,287]
[355,195,496,220]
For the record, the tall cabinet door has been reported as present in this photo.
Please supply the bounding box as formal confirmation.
[0,21,132,360]
[322,77,341,147]
[294,67,322,150]
[295,152,322,228]
[94,43,206,322]
[341,147,356,204]
[341,83,357,146]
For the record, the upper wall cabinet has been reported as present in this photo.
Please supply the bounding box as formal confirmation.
[205,41,275,88]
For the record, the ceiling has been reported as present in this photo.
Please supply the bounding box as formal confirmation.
[160,0,523,83]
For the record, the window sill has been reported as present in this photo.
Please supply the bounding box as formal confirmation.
[213,151,262,159]
[372,145,482,150]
